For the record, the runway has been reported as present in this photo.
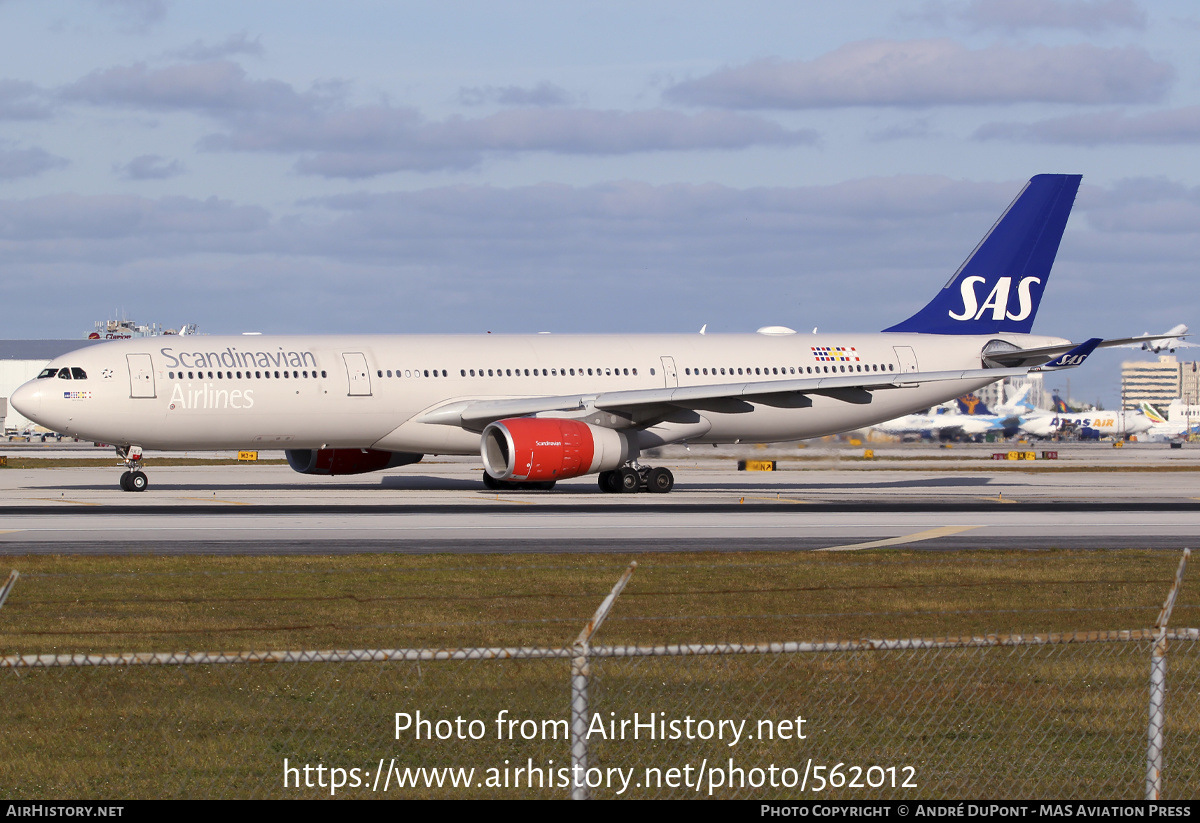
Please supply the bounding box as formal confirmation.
[1,445,1198,553]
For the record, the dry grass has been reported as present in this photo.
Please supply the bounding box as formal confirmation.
[1,550,1196,799]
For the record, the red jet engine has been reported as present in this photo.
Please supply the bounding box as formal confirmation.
[481,418,630,482]
[285,448,422,476]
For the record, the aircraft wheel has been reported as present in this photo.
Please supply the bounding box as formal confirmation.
[534,480,556,491]
[119,471,132,491]
[616,466,641,493]
[646,467,674,493]
[129,471,148,492]
[597,470,618,493]
[482,472,501,490]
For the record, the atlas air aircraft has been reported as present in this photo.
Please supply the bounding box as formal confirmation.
[8,174,1168,493]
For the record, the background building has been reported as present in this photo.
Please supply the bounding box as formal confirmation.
[1121,356,1183,410]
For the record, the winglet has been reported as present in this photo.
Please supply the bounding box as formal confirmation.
[1035,337,1102,371]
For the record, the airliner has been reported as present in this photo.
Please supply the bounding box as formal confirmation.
[9,174,1167,493]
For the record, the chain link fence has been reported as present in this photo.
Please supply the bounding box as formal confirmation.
[0,554,1196,800]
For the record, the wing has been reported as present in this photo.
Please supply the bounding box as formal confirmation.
[419,339,1101,430]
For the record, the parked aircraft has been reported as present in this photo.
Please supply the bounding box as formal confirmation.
[10,174,1169,492]
[874,385,1033,441]
[1019,407,1153,439]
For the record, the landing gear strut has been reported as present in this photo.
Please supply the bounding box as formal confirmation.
[598,463,674,494]
[116,445,148,492]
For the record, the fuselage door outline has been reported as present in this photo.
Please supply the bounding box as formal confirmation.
[126,353,156,399]
[342,352,372,396]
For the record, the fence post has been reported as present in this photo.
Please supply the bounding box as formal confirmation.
[1146,548,1189,801]
[0,570,17,610]
[569,561,637,800]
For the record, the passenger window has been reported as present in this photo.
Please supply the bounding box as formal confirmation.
[649,368,655,376]
[321,370,327,377]
[632,368,637,376]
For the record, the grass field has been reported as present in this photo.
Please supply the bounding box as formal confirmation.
[1,549,1197,799]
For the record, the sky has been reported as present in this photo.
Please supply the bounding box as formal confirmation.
[3,0,1200,406]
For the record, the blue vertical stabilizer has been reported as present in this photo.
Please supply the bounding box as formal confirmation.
[883,174,1081,335]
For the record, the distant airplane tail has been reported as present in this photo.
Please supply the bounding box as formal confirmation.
[1140,402,1169,424]
[1051,394,1073,414]
[1001,384,1034,412]
[884,174,1082,335]
[955,393,992,416]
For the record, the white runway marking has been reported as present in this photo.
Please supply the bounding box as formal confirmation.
[815,525,982,553]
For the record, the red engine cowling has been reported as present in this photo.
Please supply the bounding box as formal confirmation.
[481,418,630,482]
[285,448,423,476]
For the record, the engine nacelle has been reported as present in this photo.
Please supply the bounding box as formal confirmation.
[285,448,423,476]
[481,418,632,482]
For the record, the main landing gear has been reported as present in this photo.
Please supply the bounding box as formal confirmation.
[597,464,674,494]
[116,445,148,492]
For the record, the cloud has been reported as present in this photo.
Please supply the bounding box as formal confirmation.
[0,194,268,256]
[62,60,330,115]
[60,61,812,176]
[238,108,818,177]
[0,147,68,181]
[664,39,1172,109]
[459,82,575,107]
[114,154,185,180]
[0,79,53,120]
[168,32,264,61]
[975,106,1200,144]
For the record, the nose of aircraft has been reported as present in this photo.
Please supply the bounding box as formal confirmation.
[10,379,42,421]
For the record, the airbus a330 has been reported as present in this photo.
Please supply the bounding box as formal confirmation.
[11,174,1166,493]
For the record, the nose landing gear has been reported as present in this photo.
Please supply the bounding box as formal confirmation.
[116,445,148,492]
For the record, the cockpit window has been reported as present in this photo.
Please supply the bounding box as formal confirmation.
[71,367,87,380]
[37,368,57,379]
[57,367,72,379]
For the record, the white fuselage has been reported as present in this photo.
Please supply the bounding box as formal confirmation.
[1020,409,1151,438]
[12,331,1068,454]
